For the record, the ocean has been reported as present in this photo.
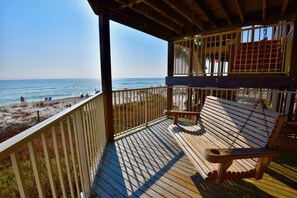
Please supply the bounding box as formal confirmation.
[0,78,165,106]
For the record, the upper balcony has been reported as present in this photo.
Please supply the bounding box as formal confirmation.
[172,22,294,76]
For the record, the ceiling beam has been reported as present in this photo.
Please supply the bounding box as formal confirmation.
[215,0,232,25]
[162,0,204,31]
[143,0,186,28]
[117,0,142,9]
[115,0,182,34]
[281,0,290,17]
[193,0,218,28]
[132,3,183,34]
[262,0,266,21]
[234,0,244,23]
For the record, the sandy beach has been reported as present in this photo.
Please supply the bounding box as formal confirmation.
[0,97,86,143]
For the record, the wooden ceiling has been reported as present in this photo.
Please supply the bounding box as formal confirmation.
[88,0,297,41]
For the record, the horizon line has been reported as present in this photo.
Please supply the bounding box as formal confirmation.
[0,77,165,81]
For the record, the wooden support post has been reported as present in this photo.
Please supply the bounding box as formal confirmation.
[287,20,297,121]
[167,41,174,111]
[187,88,192,111]
[290,20,297,76]
[99,14,114,142]
[187,42,194,111]
[287,92,296,121]
[37,110,40,122]
[189,42,193,76]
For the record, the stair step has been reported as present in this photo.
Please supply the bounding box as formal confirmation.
[233,63,282,67]
[236,54,281,60]
[231,68,282,72]
[236,57,281,61]
[240,44,280,49]
[239,46,281,51]
[235,61,281,65]
[241,40,280,45]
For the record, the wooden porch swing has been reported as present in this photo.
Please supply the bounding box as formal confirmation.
[166,95,285,182]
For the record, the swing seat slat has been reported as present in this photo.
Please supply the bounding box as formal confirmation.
[168,96,285,182]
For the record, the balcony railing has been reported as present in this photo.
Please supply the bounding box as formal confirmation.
[112,87,167,136]
[0,93,106,197]
[173,21,294,76]
[171,86,297,121]
[0,86,296,196]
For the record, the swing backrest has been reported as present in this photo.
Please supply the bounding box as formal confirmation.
[199,96,283,149]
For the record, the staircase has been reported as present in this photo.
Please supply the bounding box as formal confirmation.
[232,40,283,73]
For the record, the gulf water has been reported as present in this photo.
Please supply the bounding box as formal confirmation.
[0,78,165,105]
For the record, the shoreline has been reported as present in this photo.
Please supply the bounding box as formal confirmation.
[0,96,87,143]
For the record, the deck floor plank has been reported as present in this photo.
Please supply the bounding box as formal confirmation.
[104,146,201,197]
[115,137,197,176]
[91,119,297,198]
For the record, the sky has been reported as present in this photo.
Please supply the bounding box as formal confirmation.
[0,0,167,80]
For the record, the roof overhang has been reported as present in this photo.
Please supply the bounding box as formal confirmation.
[88,0,297,41]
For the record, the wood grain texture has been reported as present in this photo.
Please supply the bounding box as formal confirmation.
[91,119,297,197]
[169,96,284,182]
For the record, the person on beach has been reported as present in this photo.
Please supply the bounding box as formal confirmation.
[20,96,25,102]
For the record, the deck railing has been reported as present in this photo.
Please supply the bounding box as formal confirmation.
[171,86,296,121]
[0,86,295,196]
[173,21,294,76]
[0,93,106,197]
[112,87,167,136]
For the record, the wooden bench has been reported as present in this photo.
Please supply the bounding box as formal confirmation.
[168,96,285,182]
[164,110,200,125]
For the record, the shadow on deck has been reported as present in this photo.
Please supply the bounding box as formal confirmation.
[91,119,297,197]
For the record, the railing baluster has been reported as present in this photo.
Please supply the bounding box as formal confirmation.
[51,126,67,198]
[93,100,100,166]
[88,103,96,177]
[145,90,148,124]
[11,152,28,198]
[60,121,75,198]
[82,106,92,179]
[28,141,45,197]
[67,117,81,197]
[128,90,131,128]
[72,114,85,195]
[41,132,57,197]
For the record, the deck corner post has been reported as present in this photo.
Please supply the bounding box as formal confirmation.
[167,41,174,111]
[287,20,297,121]
[75,109,91,195]
[99,14,114,142]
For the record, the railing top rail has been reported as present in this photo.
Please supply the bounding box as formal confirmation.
[173,21,294,43]
[112,86,167,93]
[240,21,293,31]
[169,86,297,94]
[0,92,103,160]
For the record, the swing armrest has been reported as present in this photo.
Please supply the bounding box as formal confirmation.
[204,148,279,163]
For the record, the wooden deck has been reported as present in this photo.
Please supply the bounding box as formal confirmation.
[91,119,297,198]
